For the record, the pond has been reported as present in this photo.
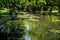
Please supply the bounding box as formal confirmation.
[20,14,60,40]
[20,15,51,40]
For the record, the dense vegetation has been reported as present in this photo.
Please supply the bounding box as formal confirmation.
[0,0,60,40]
[0,0,59,15]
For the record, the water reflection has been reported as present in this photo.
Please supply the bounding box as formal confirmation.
[24,24,31,40]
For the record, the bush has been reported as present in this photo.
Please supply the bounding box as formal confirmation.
[0,20,25,40]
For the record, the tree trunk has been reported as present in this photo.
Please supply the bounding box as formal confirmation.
[58,7,60,15]
[58,0,60,16]
[48,6,52,20]
[48,6,52,15]
[58,6,60,20]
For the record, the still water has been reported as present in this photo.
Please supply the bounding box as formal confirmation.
[24,24,31,40]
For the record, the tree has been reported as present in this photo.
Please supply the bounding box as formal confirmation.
[0,0,26,40]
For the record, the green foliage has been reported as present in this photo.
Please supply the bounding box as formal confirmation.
[0,17,26,40]
[0,0,60,40]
